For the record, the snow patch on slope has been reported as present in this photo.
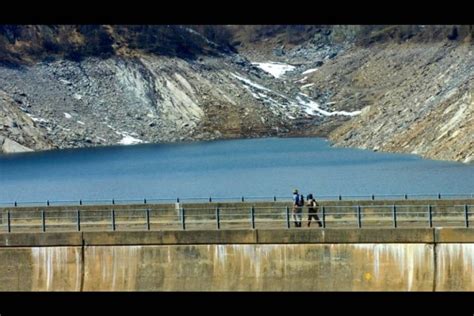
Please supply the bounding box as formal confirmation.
[296,95,362,117]
[252,62,296,78]
[119,134,143,145]
[302,68,318,75]
[231,73,272,92]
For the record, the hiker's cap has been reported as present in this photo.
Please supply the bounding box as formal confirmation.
[293,189,298,193]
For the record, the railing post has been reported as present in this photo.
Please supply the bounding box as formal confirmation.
[465,205,469,228]
[146,209,150,231]
[428,205,433,228]
[181,208,186,230]
[251,206,255,229]
[357,205,362,228]
[216,207,220,230]
[77,210,81,232]
[7,210,11,233]
[392,205,397,228]
[322,206,326,228]
[41,210,46,232]
[285,206,290,229]
[111,209,116,231]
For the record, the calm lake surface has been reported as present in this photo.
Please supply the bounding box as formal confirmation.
[0,137,473,203]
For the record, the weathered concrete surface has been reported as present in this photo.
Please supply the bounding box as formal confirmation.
[3,228,474,247]
[82,244,434,291]
[435,228,474,243]
[83,230,257,246]
[0,247,81,291]
[1,229,474,291]
[436,244,474,291]
[0,232,82,247]
[0,247,35,291]
[256,228,435,244]
[0,229,436,247]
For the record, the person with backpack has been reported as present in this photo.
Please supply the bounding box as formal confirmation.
[292,189,304,227]
[306,193,322,227]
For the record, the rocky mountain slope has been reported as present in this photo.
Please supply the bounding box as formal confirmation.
[0,90,53,152]
[0,51,351,152]
[233,25,473,163]
[0,25,359,153]
[324,41,473,163]
[0,25,472,163]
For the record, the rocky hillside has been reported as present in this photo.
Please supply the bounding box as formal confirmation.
[0,25,359,153]
[0,25,472,163]
[232,25,473,163]
[0,90,54,152]
[0,54,299,151]
[324,41,473,163]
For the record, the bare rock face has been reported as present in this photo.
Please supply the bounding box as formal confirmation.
[0,90,54,153]
[325,42,473,163]
[0,136,33,153]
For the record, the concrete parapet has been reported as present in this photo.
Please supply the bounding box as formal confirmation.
[83,230,257,245]
[0,232,82,247]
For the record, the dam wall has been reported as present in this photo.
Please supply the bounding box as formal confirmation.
[1,228,474,291]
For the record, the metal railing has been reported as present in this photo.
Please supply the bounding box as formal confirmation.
[0,193,473,208]
[0,204,473,233]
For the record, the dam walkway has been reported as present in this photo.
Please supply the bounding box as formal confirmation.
[1,197,473,233]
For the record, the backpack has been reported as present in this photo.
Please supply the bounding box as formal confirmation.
[307,198,318,209]
[296,194,304,206]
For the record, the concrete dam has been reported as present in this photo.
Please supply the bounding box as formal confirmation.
[0,199,473,291]
[2,229,474,291]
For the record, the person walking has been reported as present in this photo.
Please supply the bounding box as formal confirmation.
[306,193,322,227]
[292,189,304,227]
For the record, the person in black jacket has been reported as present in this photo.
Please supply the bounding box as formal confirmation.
[306,193,322,227]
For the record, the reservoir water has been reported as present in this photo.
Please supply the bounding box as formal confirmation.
[0,137,472,203]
